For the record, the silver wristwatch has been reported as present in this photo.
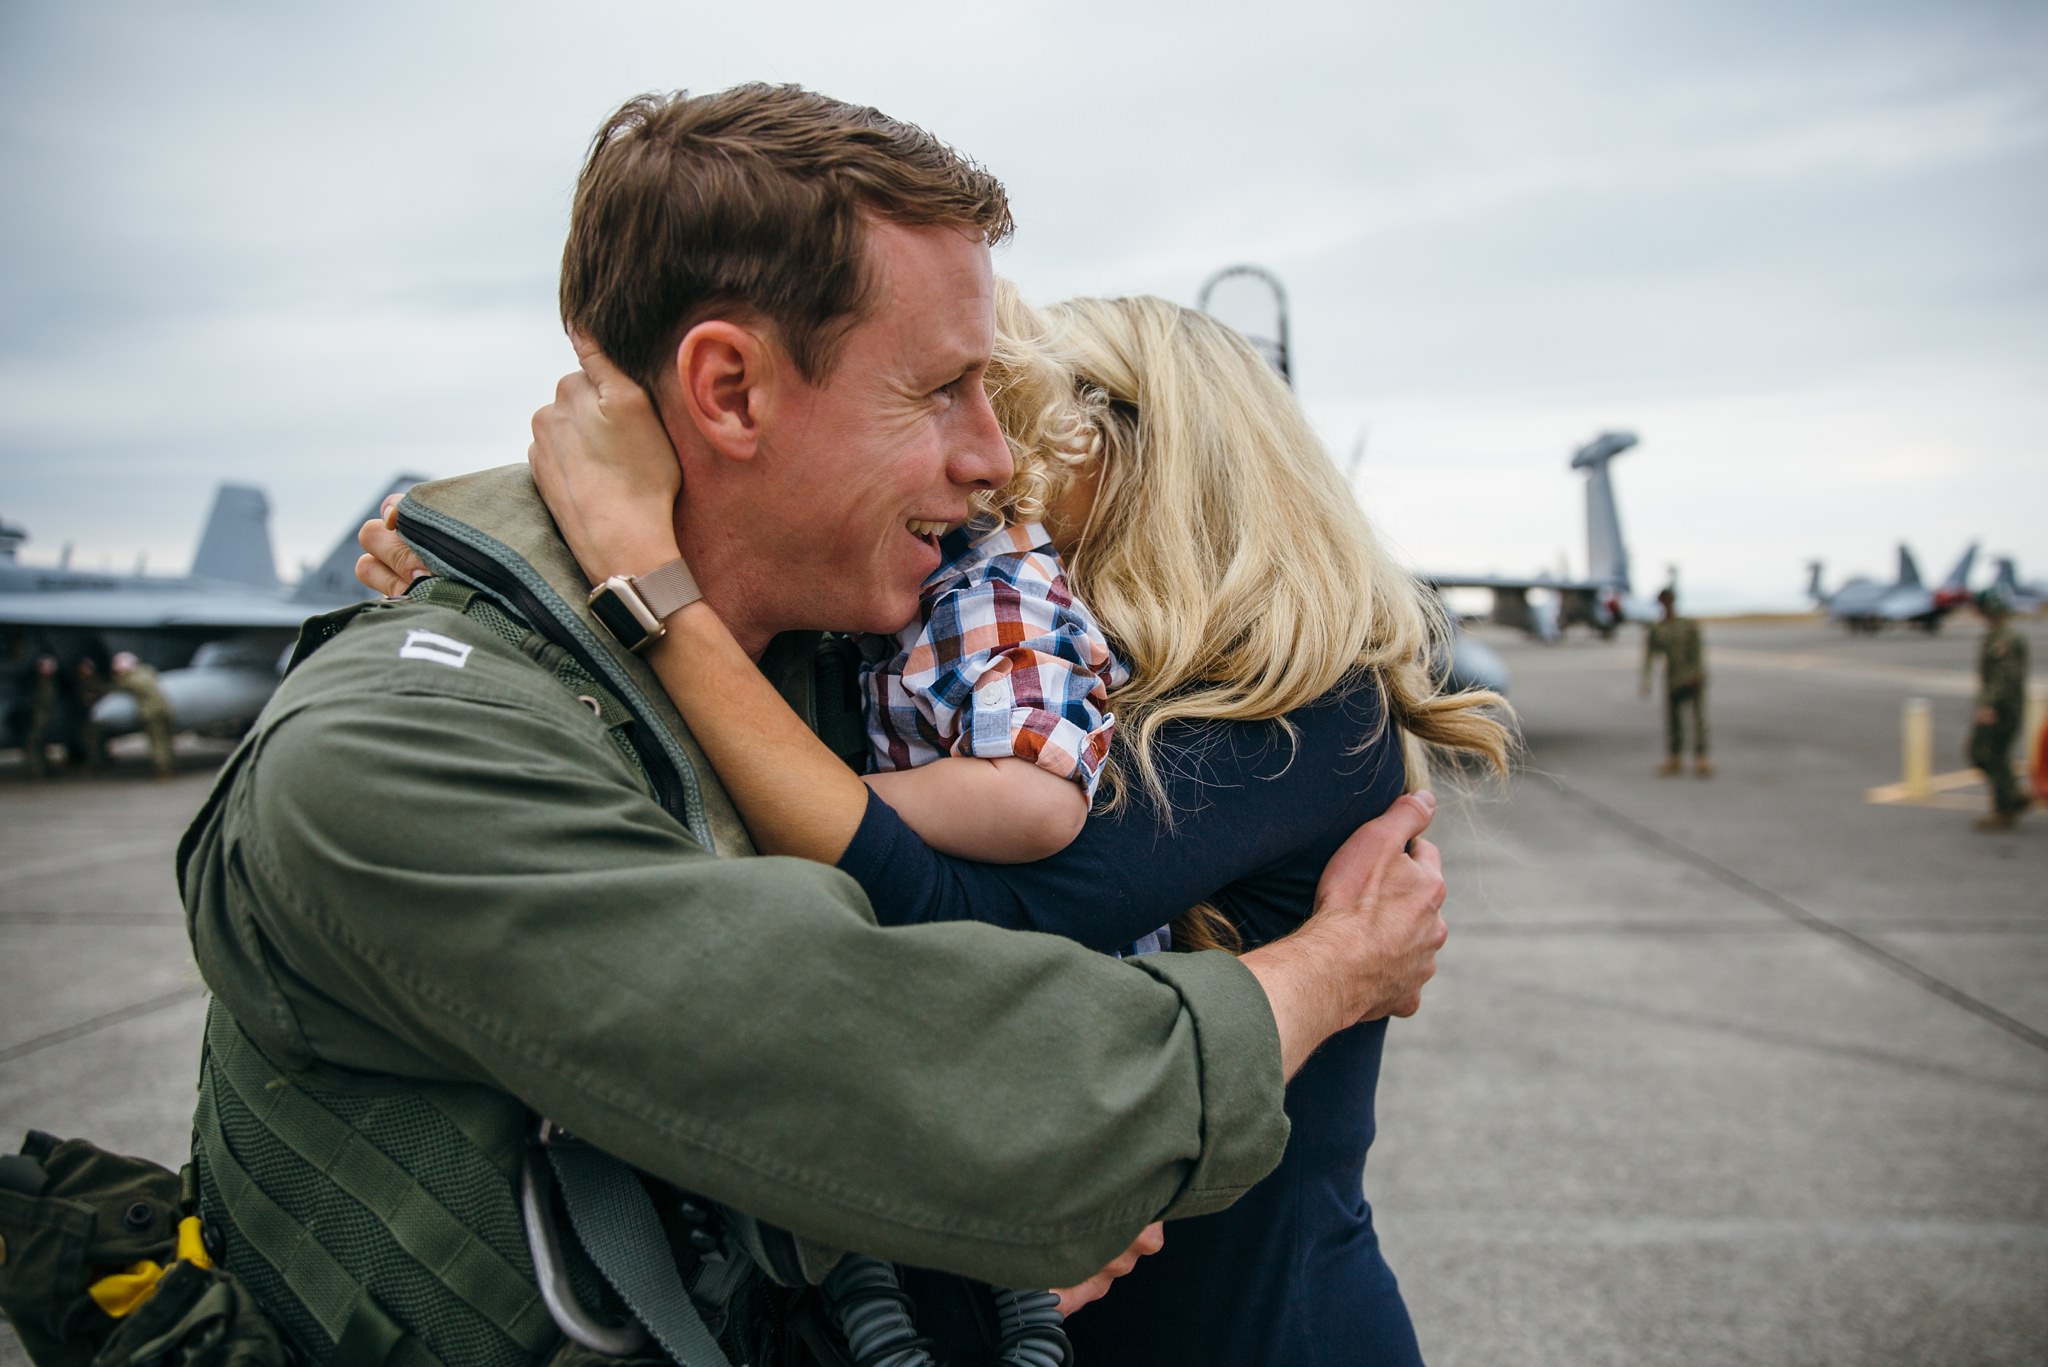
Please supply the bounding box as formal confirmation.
[585,558,701,654]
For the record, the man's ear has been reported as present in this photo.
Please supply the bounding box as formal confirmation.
[669,320,774,463]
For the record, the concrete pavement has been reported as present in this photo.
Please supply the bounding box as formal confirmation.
[2,619,2043,1364]
[1373,618,2046,1366]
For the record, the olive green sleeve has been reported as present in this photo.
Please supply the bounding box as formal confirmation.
[206,687,1286,1289]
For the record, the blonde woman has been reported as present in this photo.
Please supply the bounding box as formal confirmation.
[365,290,1508,1365]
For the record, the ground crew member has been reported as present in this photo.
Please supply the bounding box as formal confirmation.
[1968,587,2029,831]
[21,653,58,778]
[1642,586,1711,777]
[110,651,174,777]
[70,656,106,770]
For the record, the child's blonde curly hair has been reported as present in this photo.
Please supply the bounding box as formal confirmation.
[973,278,1100,526]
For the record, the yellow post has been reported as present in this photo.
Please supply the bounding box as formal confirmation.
[1903,697,1933,802]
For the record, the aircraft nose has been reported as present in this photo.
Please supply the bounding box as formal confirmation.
[92,693,139,735]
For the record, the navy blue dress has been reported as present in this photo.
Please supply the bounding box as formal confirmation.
[836,685,1425,1367]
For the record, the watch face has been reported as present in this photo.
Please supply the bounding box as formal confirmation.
[590,587,653,652]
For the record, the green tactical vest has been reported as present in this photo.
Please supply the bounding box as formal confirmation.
[192,997,580,1367]
[185,467,866,1367]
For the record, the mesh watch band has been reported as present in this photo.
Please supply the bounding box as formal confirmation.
[633,559,701,620]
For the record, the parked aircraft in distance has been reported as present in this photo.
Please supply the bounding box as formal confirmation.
[1197,273,1634,694]
[1424,430,1658,643]
[2,475,421,752]
[1990,557,2046,613]
[1807,543,1978,634]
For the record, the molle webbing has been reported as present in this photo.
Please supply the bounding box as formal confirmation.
[194,1002,557,1367]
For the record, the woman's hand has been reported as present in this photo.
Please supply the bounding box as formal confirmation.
[355,494,429,596]
[529,333,685,584]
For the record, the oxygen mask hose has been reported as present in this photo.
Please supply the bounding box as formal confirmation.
[823,1255,1071,1367]
[823,1255,937,1367]
[991,1286,1070,1367]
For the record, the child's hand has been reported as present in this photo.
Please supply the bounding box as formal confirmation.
[1051,1222,1165,1315]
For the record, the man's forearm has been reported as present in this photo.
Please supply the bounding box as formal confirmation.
[1241,927,1363,1079]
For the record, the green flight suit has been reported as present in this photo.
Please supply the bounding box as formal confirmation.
[1644,616,1707,757]
[1968,619,2029,816]
[178,467,1287,1360]
[114,663,175,775]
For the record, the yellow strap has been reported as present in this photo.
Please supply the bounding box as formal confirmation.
[88,1261,165,1318]
[179,1215,214,1269]
[87,1217,213,1319]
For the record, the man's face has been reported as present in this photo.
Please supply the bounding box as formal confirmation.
[750,220,1012,637]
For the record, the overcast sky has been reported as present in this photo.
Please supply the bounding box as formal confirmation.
[2,0,2043,610]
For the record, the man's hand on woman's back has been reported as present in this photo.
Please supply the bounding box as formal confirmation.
[1241,791,1446,1078]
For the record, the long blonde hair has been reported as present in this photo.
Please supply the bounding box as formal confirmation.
[994,291,1511,785]
[984,291,1513,945]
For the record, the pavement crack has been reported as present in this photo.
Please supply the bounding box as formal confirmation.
[1456,968,2048,1095]
[0,985,208,1066]
[1459,918,2048,936]
[1545,775,2048,1056]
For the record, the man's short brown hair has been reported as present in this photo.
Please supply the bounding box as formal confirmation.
[560,84,1014,394]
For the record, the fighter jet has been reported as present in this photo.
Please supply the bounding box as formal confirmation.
[2,475,420,751]
[1424,431,1657,643]
[1807,542,1978,634]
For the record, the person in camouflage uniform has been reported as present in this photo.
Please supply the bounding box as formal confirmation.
[21,653,59,778]
[69,656,106,771]
[110,652,174,778]
[1968,588,2030,831]
[1642,587,1711,777]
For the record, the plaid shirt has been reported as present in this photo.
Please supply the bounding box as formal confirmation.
[862,519,1128,798]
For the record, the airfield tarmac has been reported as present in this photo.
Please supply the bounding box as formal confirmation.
[2,616,2044,1366]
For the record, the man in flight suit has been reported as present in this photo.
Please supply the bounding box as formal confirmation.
[185,84,1455,1365]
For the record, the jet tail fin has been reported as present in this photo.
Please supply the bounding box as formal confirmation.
[190,484,279,589]
[1994,557,2020,594]
[1939,542,1978,591]
[1896,545,1922,589]
[1573,431,1637,592]
[293,474,427,605]
[1806,561,1826,603]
